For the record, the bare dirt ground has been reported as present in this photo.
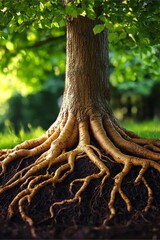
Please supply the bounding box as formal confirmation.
[0,218,160,239]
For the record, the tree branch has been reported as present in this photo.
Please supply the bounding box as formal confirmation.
[25,35,65,49]
[0,35,65,54]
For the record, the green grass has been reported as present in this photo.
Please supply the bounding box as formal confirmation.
[0,126,45,149]
[122,119,160,139]
[0,120,160,149]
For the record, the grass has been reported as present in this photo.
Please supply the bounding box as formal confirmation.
[0,120,160,149]
[0,126,45,149]
[121,119,160,139]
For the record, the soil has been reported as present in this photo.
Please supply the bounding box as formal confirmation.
[1,220,160,239]
[1,157,160,239]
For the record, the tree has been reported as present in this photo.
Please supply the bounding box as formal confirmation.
[0,0,160,236]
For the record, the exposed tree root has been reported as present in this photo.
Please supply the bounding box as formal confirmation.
[0,111,160,237]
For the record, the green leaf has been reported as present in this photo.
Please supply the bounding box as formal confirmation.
[93,24,104,34]
[18,16,23,25]
[51,21,59,28]
[86,4,96,20]
[140,38,150,46]
[119,32,127,40]
[108,32,119,43]
[59,19,65,27]
[104,21,113,31]
[66,5,78,18]
[40,2,44,12]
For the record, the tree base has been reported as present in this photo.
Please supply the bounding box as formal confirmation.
[0,111,160,237]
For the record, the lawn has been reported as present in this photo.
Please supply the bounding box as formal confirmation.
[122,119,160,139]
[0,120,160,149]
[0,125,44,149]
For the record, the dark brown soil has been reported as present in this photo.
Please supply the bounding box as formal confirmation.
[1,220,160,239]
[1,156,160,239]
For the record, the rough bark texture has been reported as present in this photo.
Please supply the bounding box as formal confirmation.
[62,16,110,119]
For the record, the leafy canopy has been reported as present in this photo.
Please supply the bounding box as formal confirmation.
[110,46,160,96]
[0,0,160,103]
[0,0,160,46]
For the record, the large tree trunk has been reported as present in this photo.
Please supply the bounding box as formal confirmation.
[1,15,160,237]
[62,16,110,119]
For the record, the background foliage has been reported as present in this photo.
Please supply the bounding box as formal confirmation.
[0,0,160,134]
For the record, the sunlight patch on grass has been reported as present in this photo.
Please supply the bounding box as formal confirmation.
[0,126,45,149]
[122,120,160,139]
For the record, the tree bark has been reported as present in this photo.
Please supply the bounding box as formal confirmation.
[62,16,110,120]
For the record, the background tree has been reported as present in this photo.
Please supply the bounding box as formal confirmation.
[0,0,160,236]
[109,46,160,120]
[0,20,66,132]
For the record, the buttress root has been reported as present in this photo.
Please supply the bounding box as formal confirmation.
[0,112,160,232]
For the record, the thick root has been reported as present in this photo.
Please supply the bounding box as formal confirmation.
[0,111,160,235]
